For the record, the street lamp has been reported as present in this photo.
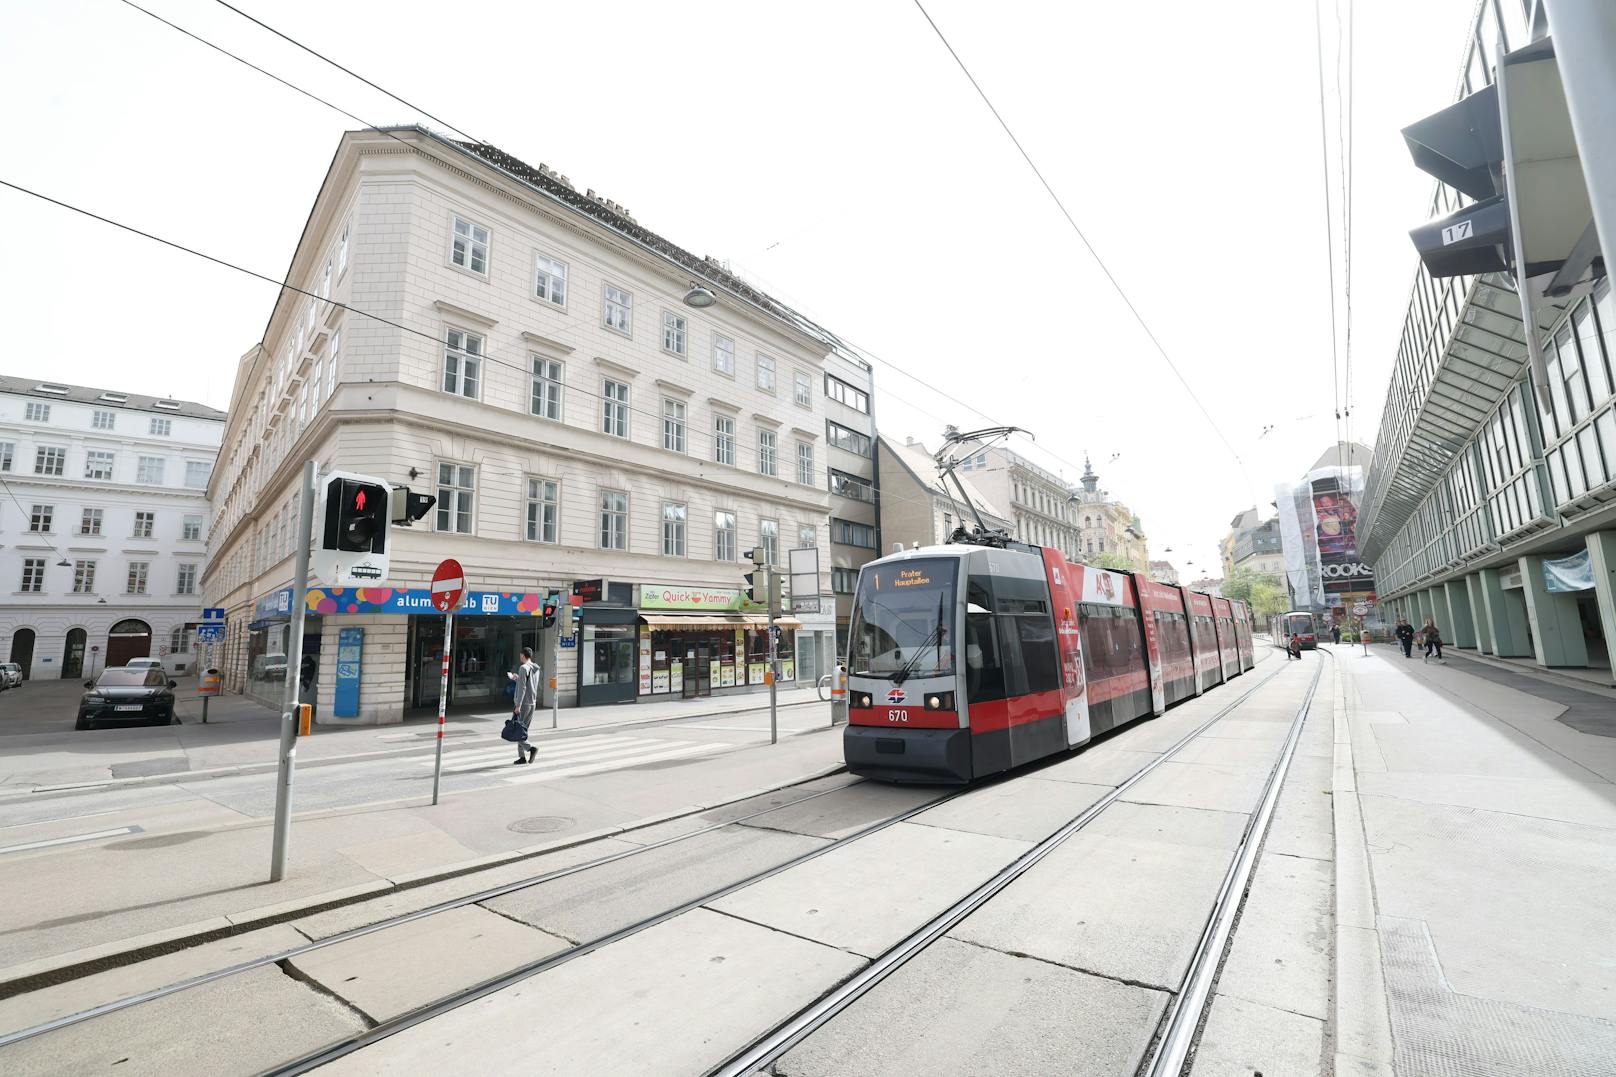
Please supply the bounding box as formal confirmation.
[682,282,717,308]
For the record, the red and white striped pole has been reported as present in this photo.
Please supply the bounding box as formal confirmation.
[431,609,454,805]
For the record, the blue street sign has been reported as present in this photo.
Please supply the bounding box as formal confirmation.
[559,636,577,649]
[196,624,227,642]
[334,627,364,718]
[202,607,226,622]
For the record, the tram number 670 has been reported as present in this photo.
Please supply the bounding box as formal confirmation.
[887,709,908,723]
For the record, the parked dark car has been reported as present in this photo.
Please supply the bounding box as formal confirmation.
[77,668,177,730]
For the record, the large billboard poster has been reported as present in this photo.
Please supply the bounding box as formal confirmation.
[1277,464,1376,613]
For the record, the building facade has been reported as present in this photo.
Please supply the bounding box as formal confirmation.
[1225,508,1286,579]
[1148,560,1180,585]
[1072,456,1148,568]
[1360,0,1616,673]
[953,444,1081,559]
[204,127,849,723]
[824,352,878,655]
[875,437,1010,549]
[0,378,221,680]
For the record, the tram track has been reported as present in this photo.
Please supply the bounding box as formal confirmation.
[704,654,1321,1076]
[0,653,1299,1075]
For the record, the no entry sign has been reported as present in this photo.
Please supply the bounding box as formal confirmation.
[431,559,465,613]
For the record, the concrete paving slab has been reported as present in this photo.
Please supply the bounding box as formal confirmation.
[1197,720,1293,742]
[320,907,863,1075]
[734,780,940,839]
[1034,746,1160,787]
[1121,759,1269,815]
[1190,991,1325,1077]
[0,923,306,1035]
[0,965,364,1076]
[951,801,1247,990]
[1264,754,1334,862]
[288,905,570,1022]
[910,777,1109,843]
[1356,771,1616,828]
[1216,852,1333,1020]
[482,825,828,943]
[776,936,1167,1076]
[708,821,1032,959]
[337,827,482,880]
[1169,735,1288,768]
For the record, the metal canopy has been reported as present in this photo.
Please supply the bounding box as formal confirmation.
[1359,274,1528,562]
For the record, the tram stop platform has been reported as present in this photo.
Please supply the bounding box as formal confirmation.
[1331,642,1616,1076]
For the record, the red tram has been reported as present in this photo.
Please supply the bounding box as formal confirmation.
[844,542,1255,783]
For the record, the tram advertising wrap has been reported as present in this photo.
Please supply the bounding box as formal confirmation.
[844,541,1255,784]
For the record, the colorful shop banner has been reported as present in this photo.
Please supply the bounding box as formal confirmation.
[255,586,553,617]
[1543,550,1595,593]
[640,584,748,611]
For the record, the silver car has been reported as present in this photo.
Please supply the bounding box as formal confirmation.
[0,662,22,689]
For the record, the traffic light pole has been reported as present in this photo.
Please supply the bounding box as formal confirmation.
[551,623,560,730]
[768,568,779,746]
[431,609,453,805]
[269,460,316,883]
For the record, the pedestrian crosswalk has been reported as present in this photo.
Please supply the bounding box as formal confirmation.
[416,733,727,785]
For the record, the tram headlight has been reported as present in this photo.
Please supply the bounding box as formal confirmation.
[856,692,873,709]
[924,692,955,711]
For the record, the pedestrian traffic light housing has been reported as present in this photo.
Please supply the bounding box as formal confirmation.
[389,485,437,527]
[541,594,559,629]
[560,601,578,640]
[314,470,392,586]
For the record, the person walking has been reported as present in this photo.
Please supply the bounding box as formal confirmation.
[508,646,541,764]
[1331,623,1342,645]
[1421,618,1444,663]
[1395,618,1416,658]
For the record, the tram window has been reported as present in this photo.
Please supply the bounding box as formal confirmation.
[1015,614,1060,693]
[965,608,1005,702]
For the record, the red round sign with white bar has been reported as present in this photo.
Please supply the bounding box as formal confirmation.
[430,559,464,613]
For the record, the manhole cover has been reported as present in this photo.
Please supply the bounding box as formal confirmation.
[508,816,575,835]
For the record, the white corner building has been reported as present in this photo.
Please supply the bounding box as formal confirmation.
[0,377,222,680]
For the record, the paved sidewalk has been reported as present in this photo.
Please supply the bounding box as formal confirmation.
[1330,644,1616,1076]
[0,683,826,792]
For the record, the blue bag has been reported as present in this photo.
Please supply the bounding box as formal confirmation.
[501,717,528,743]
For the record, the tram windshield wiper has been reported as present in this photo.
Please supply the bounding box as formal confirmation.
[891,592,948,685]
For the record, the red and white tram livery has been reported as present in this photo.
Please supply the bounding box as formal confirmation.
[844,542,1254,783]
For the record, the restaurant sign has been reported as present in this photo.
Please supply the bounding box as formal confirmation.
[640,585,748,611]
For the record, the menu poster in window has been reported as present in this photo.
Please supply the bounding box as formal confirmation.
[720,665,735,687]
[638,627,652,692]
[652,670,670,693]
[782,659,794,682]
[734,628,745,679]
[748,661,767,683]
[710,659,721,684]
[670,659,683,686]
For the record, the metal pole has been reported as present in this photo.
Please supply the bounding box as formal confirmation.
[269,459,316,883]
[768,568,778,746]
[551,622,560,730]
[432,610,453,805]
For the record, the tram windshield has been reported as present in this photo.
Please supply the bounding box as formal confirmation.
[849,558,958,680]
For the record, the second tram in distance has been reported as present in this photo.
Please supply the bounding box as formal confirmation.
[844,541,1255,783]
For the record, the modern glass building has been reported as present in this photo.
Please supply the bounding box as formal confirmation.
[1359,0,1616,676]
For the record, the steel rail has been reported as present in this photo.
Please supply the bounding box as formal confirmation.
[1144,651,1328,1076]
[0,773,864,1047]
[708,656,1306,1077]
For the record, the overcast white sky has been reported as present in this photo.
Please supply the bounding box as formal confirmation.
[2,0,1477,574]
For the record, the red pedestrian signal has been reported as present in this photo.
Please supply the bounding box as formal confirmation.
[354,490,367,511]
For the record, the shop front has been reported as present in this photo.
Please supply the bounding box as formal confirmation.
[637,584,799,700]
[246,587,320,710]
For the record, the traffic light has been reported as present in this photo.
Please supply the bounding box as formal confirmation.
[314,470,392,586]
[390,486,437,527]
[560,601,577,640]
[541,594,559,629]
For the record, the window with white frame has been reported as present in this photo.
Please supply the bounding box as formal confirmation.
[24,402,49,422]
[599,490,627,550]
[756,353,776,393]
[714,510,737,561]
[531,357,563,420]
[534,254,567,306]
[170,625,190,654]
[443,329,483,398]
[127,561,149,595]
[824,374,870,413]
[34,446,65,476]
[602,378,630,438]
[712,334,735,375]
[137,456,165,484]
[182,515,203,542]
[662,311,686,356]
[176,563,197,595]
[133,511,154,538]
[184,460,212,489]
[72,559,96,594]
[603,284,633,334]
[20,558,44,593]
[714,414,736,465]
[337,220,350,275]
[793,370,811,407]
[662,398,687,452]
[450,215,490,275]
[93,409,115,430]
[84,450,115,480]
[320,260,331,300]
[80,507,102,535]
[758,429,777,476]
[797,441,814,485]
[0,442,11,471]
[525,478,559,543]
[28,504,52,532]
[436,463,475,533]
[799,524,816,549]
[760,519,779,565]
[662,502,686,556]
